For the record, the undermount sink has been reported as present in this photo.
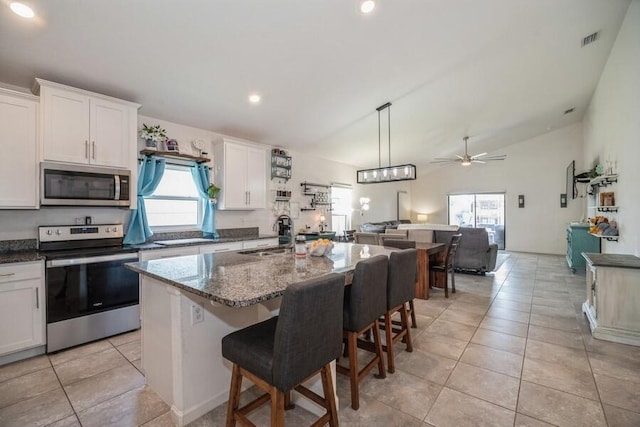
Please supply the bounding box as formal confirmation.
[239,247,290,257]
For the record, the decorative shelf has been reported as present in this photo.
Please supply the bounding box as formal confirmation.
[589,174,618,188]
[271,152,292,181]
[140,149,210,163]
[589,233,619,242]
[587,206,619,213]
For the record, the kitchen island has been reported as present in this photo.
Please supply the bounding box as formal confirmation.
[125,242,395,426]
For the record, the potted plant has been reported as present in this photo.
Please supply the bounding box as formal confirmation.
[207,183,221,204]
[139,124,167,150]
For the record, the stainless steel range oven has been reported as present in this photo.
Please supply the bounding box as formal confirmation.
[39,224,140,353]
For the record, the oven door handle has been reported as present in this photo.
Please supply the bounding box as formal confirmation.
[46,253,138,267]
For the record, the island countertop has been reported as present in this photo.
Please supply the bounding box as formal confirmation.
[125,242,396,307]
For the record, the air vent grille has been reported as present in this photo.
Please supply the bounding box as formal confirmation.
[582,31,599,47]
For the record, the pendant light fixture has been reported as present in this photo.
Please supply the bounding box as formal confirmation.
[356,102,417,184]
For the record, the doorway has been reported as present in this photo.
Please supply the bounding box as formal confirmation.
[448,193,505,249]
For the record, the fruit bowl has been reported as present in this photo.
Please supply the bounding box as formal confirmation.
[306,239,334,256]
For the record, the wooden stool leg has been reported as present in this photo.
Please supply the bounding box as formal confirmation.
[284,391,295,410]
[372,321,386,379]
[444,270,449,298]
[321,364,339,427]
[384,312,395,373]
[226,364,242,427]
[270,387,285,427]
[401,305,413,352]
[451,269,456,293]
[409,299,417,328]
[347,331,360,410]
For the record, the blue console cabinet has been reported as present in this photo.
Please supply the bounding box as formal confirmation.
[566,223,601,272]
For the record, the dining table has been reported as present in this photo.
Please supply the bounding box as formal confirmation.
[414,241,447,299]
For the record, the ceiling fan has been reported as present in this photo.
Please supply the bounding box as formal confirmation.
[431,136,506,166]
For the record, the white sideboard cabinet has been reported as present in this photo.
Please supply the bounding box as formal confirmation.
[582,253,640,346]
[0,88,38,209]
[35,78,140,169]
[0,261,46,356]
[213,138,267,210]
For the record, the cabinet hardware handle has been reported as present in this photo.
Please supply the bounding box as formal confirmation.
[248,192,251,205]
[0,272,16,277]
[92,141,96,159]
[85,140,89,158]
[35,289,39,309]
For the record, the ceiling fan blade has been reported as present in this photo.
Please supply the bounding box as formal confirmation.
[471,160,485,164]
[433,157,459,161]
[471,152,488,159]
[455,155,464,160]
[430,159,458,164]
[481,155,507,160]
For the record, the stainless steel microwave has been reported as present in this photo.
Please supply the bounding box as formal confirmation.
[40,162,131,207]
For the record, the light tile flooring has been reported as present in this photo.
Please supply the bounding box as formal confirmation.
[1,252,640,426]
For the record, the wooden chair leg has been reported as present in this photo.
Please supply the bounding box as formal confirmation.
[284,390,295,410]
[371,321,386,379]
[321,364,339,427]
[225,364,242,427]
[347,331,360,410]
[409,299,417,328]
[384,312,395,373]
[270,387,285,427]
[400,305,413,352]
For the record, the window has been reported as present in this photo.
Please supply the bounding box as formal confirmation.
[331,185,353,237]
[144,165,202,229]
[448,193,506,249]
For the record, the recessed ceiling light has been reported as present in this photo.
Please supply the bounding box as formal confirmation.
[360,0,375,14]
[248,94,261,104]
[10,2,35,18]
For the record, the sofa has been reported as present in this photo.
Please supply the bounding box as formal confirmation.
[434,227,498,274]
[359,220,411,233]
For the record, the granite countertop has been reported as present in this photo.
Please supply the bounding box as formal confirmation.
[0,251,44,265]
[582,253,640,269]
[125,242,396,308]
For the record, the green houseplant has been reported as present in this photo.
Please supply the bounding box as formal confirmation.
[207,183,221,203]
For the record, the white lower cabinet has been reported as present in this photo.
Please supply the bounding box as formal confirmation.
[242,238,279,249]
[0,261,45,356]
[199,242,242,254]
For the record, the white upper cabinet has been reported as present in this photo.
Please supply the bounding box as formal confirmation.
[36,78,139,169]
[0,89,38,209]
[213,138,267,210]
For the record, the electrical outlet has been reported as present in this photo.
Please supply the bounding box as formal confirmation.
[191,304,204,325]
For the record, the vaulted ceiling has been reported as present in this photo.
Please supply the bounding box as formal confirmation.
[0,0,630,170]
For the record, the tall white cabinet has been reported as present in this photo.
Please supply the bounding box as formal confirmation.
[0,89,39,209]
[213,138,267,210]
[0,261,45,356]
[35,78,139,169]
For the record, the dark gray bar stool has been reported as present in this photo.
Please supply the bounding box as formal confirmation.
[222,273,345,427]
[381,249,417,373]
[337,255,387,410]
[381,239,418,329]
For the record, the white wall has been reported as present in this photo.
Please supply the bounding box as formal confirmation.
[583,0,640,256]
[137,115,356,236]
[410,123,584,254]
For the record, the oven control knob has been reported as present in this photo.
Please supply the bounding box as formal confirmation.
[46,229,53,235]
[55,229,62,235]
[105,227,110,233]
[112,227,119,232]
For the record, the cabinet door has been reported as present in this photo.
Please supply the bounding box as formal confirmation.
[42,87,91,164]
[0,263,45,356]
[246,146,266,209]
[223,143,249,209]
[90,98,130,168]
[0,92,38,208]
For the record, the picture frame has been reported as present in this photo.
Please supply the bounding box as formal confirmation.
[165,139,179,153]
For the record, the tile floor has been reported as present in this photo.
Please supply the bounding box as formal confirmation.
[1,252,640,426]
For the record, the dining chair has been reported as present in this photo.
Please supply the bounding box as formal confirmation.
[354,232,380,245]
[429,233,462,298]
[343,229,356,242]
[222,273,345,426]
